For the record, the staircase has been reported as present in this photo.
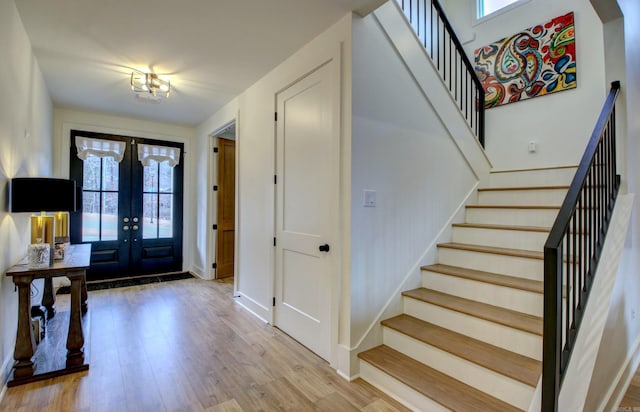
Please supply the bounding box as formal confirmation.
[358,166,577,411]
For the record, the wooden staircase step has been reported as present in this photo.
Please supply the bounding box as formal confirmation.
[437,242,543,260]
[451,222,551,233]
[422,264,543,294]
[382,314,541,387]
[477,185,569,192]
[402,288,543,335]
[358,345,523,412]
[452,222,584,236]
[466,205,560,210]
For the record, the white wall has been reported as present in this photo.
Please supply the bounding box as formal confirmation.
[0,0,53,388]
[441,0,608,170]
[584,0,640,408]
[52,108,197,273]
[194,15,353,362]
[348,9,479,373]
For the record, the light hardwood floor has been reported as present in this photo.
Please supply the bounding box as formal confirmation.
[620,365,640,410]
[0,278,409,412]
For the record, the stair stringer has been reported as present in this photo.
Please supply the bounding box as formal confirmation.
[372,0,492,183]
[557,194,633,411]
[346,184,479,379]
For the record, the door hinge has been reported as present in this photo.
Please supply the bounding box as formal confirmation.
[273,297,276,307]
[212,262,217,269]
[212,224,217,230]
[273,237,276,247]
[213,185,218,191]
[274,112,278,121]
[274,175,277,184]
[213,147,218,153]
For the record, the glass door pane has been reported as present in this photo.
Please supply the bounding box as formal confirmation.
[142,160,174,239]
[81,155,119,242]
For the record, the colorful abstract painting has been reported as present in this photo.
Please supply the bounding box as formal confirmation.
[474,12,576,109]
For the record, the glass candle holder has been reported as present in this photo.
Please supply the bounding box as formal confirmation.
[28,243,50,268]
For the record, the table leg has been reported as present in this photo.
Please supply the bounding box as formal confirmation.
[81,272,88,314]
[66,271,85,368]
[13,276,36,378]
[41,277,56,319]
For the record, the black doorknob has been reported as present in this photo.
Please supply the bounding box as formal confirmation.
[319,244,330,252]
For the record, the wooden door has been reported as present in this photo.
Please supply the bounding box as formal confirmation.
[216,138,235,278]
[274,60,339,361]
[69,130,184,280]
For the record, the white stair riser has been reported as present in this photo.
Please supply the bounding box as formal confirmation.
[452,226,548,251]
[359,361,450,412]
[466,208,559,227]
[437,247,543,281]
[484,168,577,188]
[383,328,534,410]
[422,271,543,316]
[478,189,567,206]
[404,297,542,360]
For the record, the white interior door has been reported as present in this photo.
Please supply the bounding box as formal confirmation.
[274,60,339,361]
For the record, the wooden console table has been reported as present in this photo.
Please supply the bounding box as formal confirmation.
[6,243,91,386]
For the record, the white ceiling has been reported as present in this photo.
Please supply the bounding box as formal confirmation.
[15,0,377,127]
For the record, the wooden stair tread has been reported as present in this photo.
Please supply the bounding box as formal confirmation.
[358,345,523,412]
[382,314,540,387]
[437,242,543,260]
[421,264,543,294]
[478,185,569,192]
[489,165,577,173]
[452,222,550,233]
[402,288,543,335]
[466,205,560,210]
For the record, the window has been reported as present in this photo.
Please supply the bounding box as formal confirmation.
[81,155,119,242]
[142,159,174,239]
[477,0,524,19]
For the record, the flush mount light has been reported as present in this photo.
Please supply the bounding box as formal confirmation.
[130,71,170,100]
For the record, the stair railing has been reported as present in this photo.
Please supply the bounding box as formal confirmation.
[395,0,485,147]
[542,81,621,411]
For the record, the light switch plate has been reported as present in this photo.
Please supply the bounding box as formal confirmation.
[363,190,376,207]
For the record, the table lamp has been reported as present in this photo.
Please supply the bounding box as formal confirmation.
[9,178,77,266]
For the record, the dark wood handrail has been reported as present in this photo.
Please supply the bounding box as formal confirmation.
[542,81,621,411]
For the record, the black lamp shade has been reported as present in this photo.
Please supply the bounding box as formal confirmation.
[10,178,77,213]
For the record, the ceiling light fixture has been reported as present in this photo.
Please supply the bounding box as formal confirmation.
[130,72,171,100]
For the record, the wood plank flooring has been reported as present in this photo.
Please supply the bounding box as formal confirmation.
[620,364,640,409]
[0,278,409,412]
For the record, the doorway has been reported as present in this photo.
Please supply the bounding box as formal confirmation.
[215,136,236,279]
[69,130,184,281]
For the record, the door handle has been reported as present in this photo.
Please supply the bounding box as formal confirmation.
[319,244,330,252]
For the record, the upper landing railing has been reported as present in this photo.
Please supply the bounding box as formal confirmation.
[395,0,485,147]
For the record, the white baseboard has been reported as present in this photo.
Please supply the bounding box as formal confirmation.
[189,269,205,279]
[190,265,205,279]
[235,292,270,324]
[337,369,359,382]
[0,353,13,405]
